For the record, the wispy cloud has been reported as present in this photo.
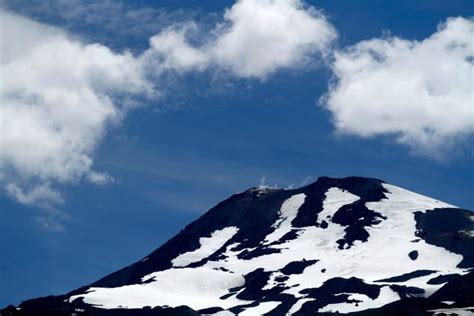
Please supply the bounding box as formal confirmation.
[0,0,198,50]
[5,182,70,232]
[5,182,63,206]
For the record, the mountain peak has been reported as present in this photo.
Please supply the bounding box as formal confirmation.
[6,177,474,315]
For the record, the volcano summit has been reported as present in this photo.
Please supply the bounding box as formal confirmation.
[3,177,474,315]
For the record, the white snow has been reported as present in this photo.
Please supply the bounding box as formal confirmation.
[204,311,235,316]
[287,298,313,315]
[262,271,285,291]
[172,226,239,267]
[239,301,281,316]
[318,286,400,314]
[428,307,474,316]
[282,184,467,306]
[70,267,247,310]
[461,230,474,237]
[317,188,360,225]
[263,193,306,244]
[69,184,468,314]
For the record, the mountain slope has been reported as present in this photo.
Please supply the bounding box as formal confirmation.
[4,177,474,315]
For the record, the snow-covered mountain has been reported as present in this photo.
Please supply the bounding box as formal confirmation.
[3,177,474,315]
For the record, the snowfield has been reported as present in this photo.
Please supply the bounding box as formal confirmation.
[68,180,472,315]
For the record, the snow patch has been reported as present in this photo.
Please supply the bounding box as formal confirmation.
[204,311,235,316]
[172,226,239,267]
[239,301,281,316]
[318,286,400,313]
[287,298,314,315]
[317,187,360,225]
[70,267,246,310]
[461,230,474,237]
[263,193,305,244]
[428,307,474,316]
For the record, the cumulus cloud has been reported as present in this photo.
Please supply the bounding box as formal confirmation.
[322,17,474,155]
[211,0,336,78]
[0,0,336,230]
[148,0,337,79]
[0,9,152,222]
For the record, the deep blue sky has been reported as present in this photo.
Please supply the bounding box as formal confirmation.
[1,0,473,307]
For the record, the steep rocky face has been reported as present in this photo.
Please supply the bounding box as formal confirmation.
[4,177,474,316]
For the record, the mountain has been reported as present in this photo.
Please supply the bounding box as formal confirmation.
[2,176,474,316]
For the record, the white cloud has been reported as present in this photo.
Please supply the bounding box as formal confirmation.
[5,182,64,206]
[148,0,337,79]
[5,181,70,232]
[322,17,474,155]
[147,23,209,72]
[33,215,67,233]
[211,0,336,78]
[0,1,336,230]
[0,9,152,214]
[0,9,64,65]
